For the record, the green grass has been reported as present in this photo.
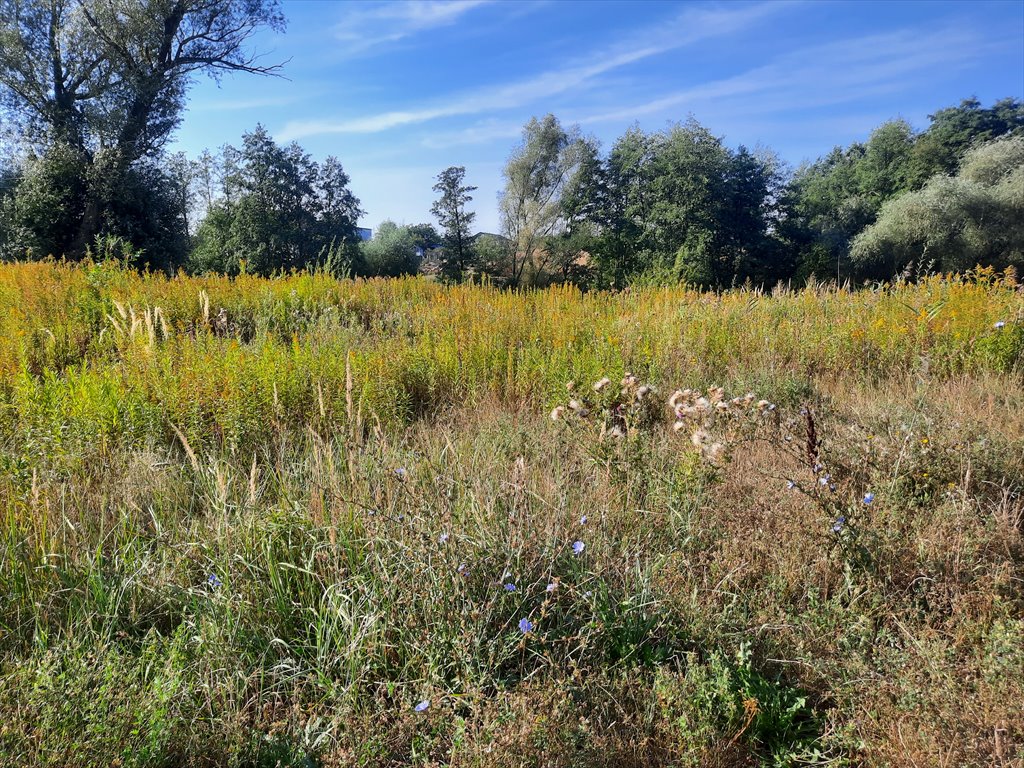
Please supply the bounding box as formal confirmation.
[0,260,1022,766]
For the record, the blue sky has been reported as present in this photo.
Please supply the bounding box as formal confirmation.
[172,0,1024,234]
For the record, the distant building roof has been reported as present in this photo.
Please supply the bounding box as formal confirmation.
[356,227,372,241]
[472,231,509,242]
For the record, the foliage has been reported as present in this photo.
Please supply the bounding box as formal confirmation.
[430,166,477,282]
[188,126,363,276]
[906,97,1024,186]
[787,98,1024,282]
[0,0,285,259]
[498,114,593,286]
[361,220,422,277]
[407,222,442,251]
[0,144,187,269]
[0,143,88,261]
[851,136,1024,276]
[570,120,785,289]
[2,87,1022,286]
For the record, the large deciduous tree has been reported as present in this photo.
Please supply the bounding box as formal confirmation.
[498,114,591,287]
[188,125,362,276]
[786,99,1023,282]
[851,136,1024,277]
[0,0,285,264]
[572,120,784,288]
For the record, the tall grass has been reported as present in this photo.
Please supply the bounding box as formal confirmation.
[0,260,1021,766]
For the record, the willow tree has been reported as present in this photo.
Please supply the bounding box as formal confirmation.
[852,136,1024,277]
[0,0,285,263]
[498,114,590,287]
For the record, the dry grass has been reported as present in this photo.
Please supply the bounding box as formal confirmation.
[0,261,1021,766]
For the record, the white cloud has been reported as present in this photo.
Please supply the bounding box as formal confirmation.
[332,0,492,55]
[419,119,525,149]
[575,25,990,127]
[278,1,796,141]
[190,95,304,112]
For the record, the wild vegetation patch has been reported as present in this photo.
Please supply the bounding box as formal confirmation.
[0,263,1021,766]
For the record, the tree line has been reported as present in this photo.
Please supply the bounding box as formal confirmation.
[474,102,1022,289]
[1,1,1021,286]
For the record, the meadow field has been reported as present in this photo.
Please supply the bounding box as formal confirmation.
[0,260,1022,767]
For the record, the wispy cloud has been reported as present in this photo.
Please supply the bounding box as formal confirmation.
[332,0,492,56]
[419,119,525,150]
[190,95,305,112]
[278,1,796,141]
[411,24,993,151]
[576,25,992,127]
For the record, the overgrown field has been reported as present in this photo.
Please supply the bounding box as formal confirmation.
[1,261,1022,767]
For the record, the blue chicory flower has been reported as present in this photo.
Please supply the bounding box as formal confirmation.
[546,582,557,592]
[207,573,222,588]
[572,540,585,555]
[832,516,846,533]
[863,492,875,504]
[504,583,517,592]
[415,699,430,712]
[518,617,533,633]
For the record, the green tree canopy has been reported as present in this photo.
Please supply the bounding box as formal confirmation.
[0,0,284,263]
[361,220,421,277]
[851,136,1024,277]
[498,114,593,287]
[571,120,784,288]
[430,166,476,282]
[188,126,362,276]
[787,98,1024,281]
[907,97,1024,185]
